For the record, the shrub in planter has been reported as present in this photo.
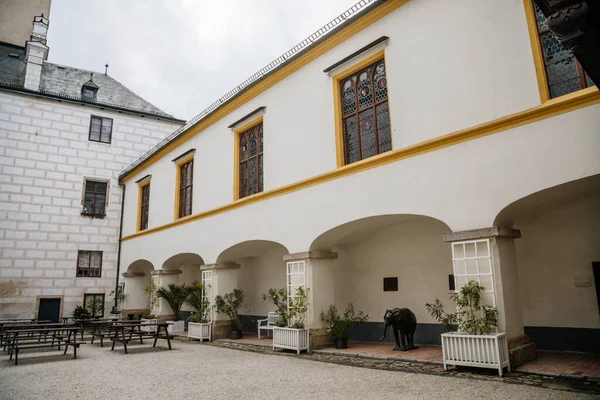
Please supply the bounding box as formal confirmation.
[214,288,244,339]
[109,282,128,313]
[425,280,498,335]
[272,287,310,353]
[186,282,211,323]
[320,303,368,349]
[426,280,509,376]
[262,287,289,327]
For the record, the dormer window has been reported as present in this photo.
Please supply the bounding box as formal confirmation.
[82,87,97,99]
[81,73,99,100]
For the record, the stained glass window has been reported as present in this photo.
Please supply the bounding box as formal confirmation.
[533,3,595,98]
[238,122,263,199]
[340,58,391,165]
[139,183,150,231]
[178,159,193,218]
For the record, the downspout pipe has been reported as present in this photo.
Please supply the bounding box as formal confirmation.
[114,183,126,311]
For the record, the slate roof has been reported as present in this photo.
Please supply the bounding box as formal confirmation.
[0,42,183,121]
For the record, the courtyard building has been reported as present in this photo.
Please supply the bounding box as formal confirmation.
[116,0,599,368]
[0,1,185,321]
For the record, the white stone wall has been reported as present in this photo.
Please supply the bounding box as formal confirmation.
[0,91,182,319]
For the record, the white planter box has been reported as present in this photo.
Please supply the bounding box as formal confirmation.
[188,322,212,342]
[273,327,309,354]
[141,318,158,333]
[441,332,510,376]
[166,320,185,334]
[108,313,122,320]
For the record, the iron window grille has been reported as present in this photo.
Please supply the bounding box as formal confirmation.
[82,180,108,217]
[533,2,595,98]
[89,116,113,144]
[178,159,193,218]
[83,293,105,318]
[77,251,103,278]
[340,58,392,165]
[139,183,150,230]
[238,122,263,199]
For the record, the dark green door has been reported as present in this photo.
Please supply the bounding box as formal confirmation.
[38,298,61,322]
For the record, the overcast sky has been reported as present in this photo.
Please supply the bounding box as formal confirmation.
[45,0,360,120]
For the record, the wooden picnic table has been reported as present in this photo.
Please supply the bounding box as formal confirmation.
[109,322,172,354]
[1,322,70,350]
[88,320,141,347]
[3,326,83,365]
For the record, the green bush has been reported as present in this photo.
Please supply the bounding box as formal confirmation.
[320,303,368,339]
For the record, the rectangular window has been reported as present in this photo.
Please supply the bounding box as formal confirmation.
[238,121,263,199]
[82,180,108,217]
[89,116,113,144]
[451,239,496,307]
[139,182,150,231]
[77,250,102,277]
[83,293,105,318]
[178,159,193,218]
[339,57,391,165]
[532,3,595,98]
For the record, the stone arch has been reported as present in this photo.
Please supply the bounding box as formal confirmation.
[122,259,154,312]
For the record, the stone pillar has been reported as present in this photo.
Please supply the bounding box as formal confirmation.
[201,262,240,339]
[444,227,536,367]
[150,269,182,319]
[283,251,337,349]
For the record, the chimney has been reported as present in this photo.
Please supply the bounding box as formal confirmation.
[24,15,49,92]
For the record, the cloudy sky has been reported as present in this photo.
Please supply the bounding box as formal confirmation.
[46,0,360,120]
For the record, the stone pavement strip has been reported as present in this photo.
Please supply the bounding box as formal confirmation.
[205,339,600,396]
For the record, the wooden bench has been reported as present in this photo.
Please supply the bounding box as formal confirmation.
[257,312,280,339]
[4,326,84,365]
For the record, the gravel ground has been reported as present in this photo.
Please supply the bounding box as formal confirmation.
[0,341,596,400]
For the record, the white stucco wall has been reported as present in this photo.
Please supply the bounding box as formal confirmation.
[516,193,600,329]
[332,218,454,324]
[0,91,182,319]
[121,0,541,237]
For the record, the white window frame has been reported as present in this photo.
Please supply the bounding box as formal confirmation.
[201,270,213,322]
[451,239,496,307]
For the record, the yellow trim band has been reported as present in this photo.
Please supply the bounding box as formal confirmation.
[121,87,600,242]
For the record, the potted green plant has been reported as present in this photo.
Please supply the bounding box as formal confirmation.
[214,288,244,339]
[426,280,510,376]
[109,282,128,316]
[320,303,368,349]
[186,281,212,341]
[262,287,289,327]
[272,286,310,354]
[157,283,190,333]
[72,305,91,320]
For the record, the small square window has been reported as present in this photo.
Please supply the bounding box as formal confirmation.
[83,293,105,318]
[383,277,398,292]
[89,116,113,144]
[77,251,102,278]
[82,180,108,217]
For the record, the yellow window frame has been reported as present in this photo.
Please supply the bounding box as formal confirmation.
[174,153,195,220]
[136,177,151,232]
[233,116,264,201]
[332,49,393,168]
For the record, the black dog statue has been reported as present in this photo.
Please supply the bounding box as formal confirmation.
[380,308,418,351]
